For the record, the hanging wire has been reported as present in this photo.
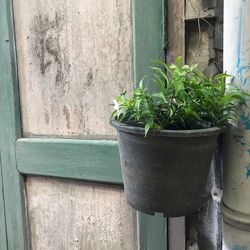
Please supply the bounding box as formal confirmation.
[188,0,223,40]
[145,20,185,88]
[145,0,224,89]
[109,0,224,101]
[190,1,202,65]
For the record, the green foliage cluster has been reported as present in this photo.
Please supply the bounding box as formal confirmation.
[111,57,248,135]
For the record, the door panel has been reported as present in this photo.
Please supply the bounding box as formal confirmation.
[13,0,132,137]
[0,0,166,249]
[26,177,137,250]
[13,1,136,249]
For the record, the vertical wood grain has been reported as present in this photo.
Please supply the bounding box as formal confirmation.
[26,177,137,250]
[0,0,29,249]
[166,1,186,249]
[13,0,133,137]
[166,0,185,64]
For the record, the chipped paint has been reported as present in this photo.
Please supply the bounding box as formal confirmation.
[236,2,250,131]
[236,2,250,87]
[223,1,250,247]
[240,113,250,130]
[232,134,250,178]
[245,167,250,178]
[232,246,247,250]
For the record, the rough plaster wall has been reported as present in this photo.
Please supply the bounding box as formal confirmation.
[13,0,133,137]
[186,0,223,74]
[185,1,223,250]
[26,177,137,250]
[185,21,211,71]
[185,0,215,20]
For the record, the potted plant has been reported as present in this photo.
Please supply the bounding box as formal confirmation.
[111,57,247,217]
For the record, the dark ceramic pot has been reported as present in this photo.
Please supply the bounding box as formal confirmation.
[111,119,224,217]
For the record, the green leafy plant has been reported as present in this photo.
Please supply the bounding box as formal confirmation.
[111,57,248,135]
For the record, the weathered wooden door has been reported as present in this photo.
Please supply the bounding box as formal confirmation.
[0,0,166,249]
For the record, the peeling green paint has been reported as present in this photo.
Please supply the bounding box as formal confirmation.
[232,245,247,250]
[240,113,250,130]
[246,166,250,178]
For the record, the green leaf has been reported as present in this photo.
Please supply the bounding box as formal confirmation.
[110,57,249,133]
[145,120,154,137]
[139,77,145,89]
[152,92,167,102]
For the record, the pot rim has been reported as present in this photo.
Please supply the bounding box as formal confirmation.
[110,119,227,137]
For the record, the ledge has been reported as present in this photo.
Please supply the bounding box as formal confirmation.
[221,203,250,231]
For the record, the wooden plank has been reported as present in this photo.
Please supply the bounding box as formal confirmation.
[12,0,132,137]
[133,0,167,248]
[26,177,137,250]
[166,0,185,64]
[0,0,29,249]
[166,1,186,249]
[0,156,7,250]
[132,0,165,83]
[138,213,166,250]
[168,217,185,250]
[16,138,123,184]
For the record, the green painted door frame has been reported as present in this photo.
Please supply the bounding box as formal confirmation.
[0,0,166,249]
[0,158,8,250]
[0,0,29,249]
